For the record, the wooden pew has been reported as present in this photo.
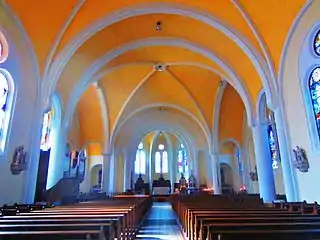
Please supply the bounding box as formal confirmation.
[0,230,102,240]
[0,196,151,239]
[205,222,320,240]
[170,195,320,240]
[0,223,114,239]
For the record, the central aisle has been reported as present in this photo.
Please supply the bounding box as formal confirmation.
[135,202,185,240]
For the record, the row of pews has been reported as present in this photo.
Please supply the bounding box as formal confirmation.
[170,194,320,240]
[0,196,151,239]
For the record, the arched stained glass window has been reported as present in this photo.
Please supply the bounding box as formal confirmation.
[155,151,161,173]
[314,29,320,57]
[162,151,168,173]
[0,73,8,141]
[0,32,12,154]
[134,142,146,174]
[0,32,8,64]
[177,143,188,179]
[155,144,168,174]
[236,147,243,175]
[40,110,53,151]
[267,124,280,170]
[309,67,320,137]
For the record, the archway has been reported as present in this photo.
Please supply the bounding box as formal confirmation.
[124,129,193,194]
[219,163,234,193]
[219,140,243,192]
[90,164,102,192]
[112,106,209,192]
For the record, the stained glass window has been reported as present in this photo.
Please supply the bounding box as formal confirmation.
[155,151,161,173]
[0,73,8,141]
[236,147,243,175]
[155,144,168,173]
[267,124,279,169]
[162,151,168,173]
[178,149,183,173]
[314,29,320,56]
[134,142,146,174]
[310,67,320,138]
[177,143,188,179]
[40,110,53,151]
[0,32,8,64]
[0,32,10,153]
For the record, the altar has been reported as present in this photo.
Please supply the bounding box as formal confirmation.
[152,187,170,195]
[152,174,171,195]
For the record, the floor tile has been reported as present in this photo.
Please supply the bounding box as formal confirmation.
[135,202,184,240]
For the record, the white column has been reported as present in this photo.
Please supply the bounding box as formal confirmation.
[195,151,200,188]
[102,153,111,194]
[242,151,252,192]
[123,153,130,191]
[110,154,116,192]
[211,154,221,194]
[273,107,297,201]
[24,111,43,203]
[252,123,276,203]
[46,122,66,190]
[169,149,175,193]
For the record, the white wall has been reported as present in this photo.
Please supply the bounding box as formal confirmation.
[115,152,124,192]
[280,1,320,202]
[0,5,41,205]
[67,110,81,150]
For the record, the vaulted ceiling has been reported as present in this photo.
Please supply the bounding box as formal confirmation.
[4,0,307,151]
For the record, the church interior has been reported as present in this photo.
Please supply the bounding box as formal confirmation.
[0,0,320,239]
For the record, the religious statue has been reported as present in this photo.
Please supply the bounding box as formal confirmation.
[135,174,145,193]
[10,145,27,175]
[188,170,196,188]
[159,174,165,181]
[137,174,144,185]
[249,166,258,181]
[179,173,187,193]
[292,146,309,173]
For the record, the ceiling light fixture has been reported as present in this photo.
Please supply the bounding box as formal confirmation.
[154,63,167,72]
[156,21,162,31]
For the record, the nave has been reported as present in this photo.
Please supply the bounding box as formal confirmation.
[135,202,184,240]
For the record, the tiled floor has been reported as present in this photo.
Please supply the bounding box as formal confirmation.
[135,202,185,240]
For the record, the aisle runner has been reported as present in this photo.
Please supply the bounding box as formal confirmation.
[135,202,184,240]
